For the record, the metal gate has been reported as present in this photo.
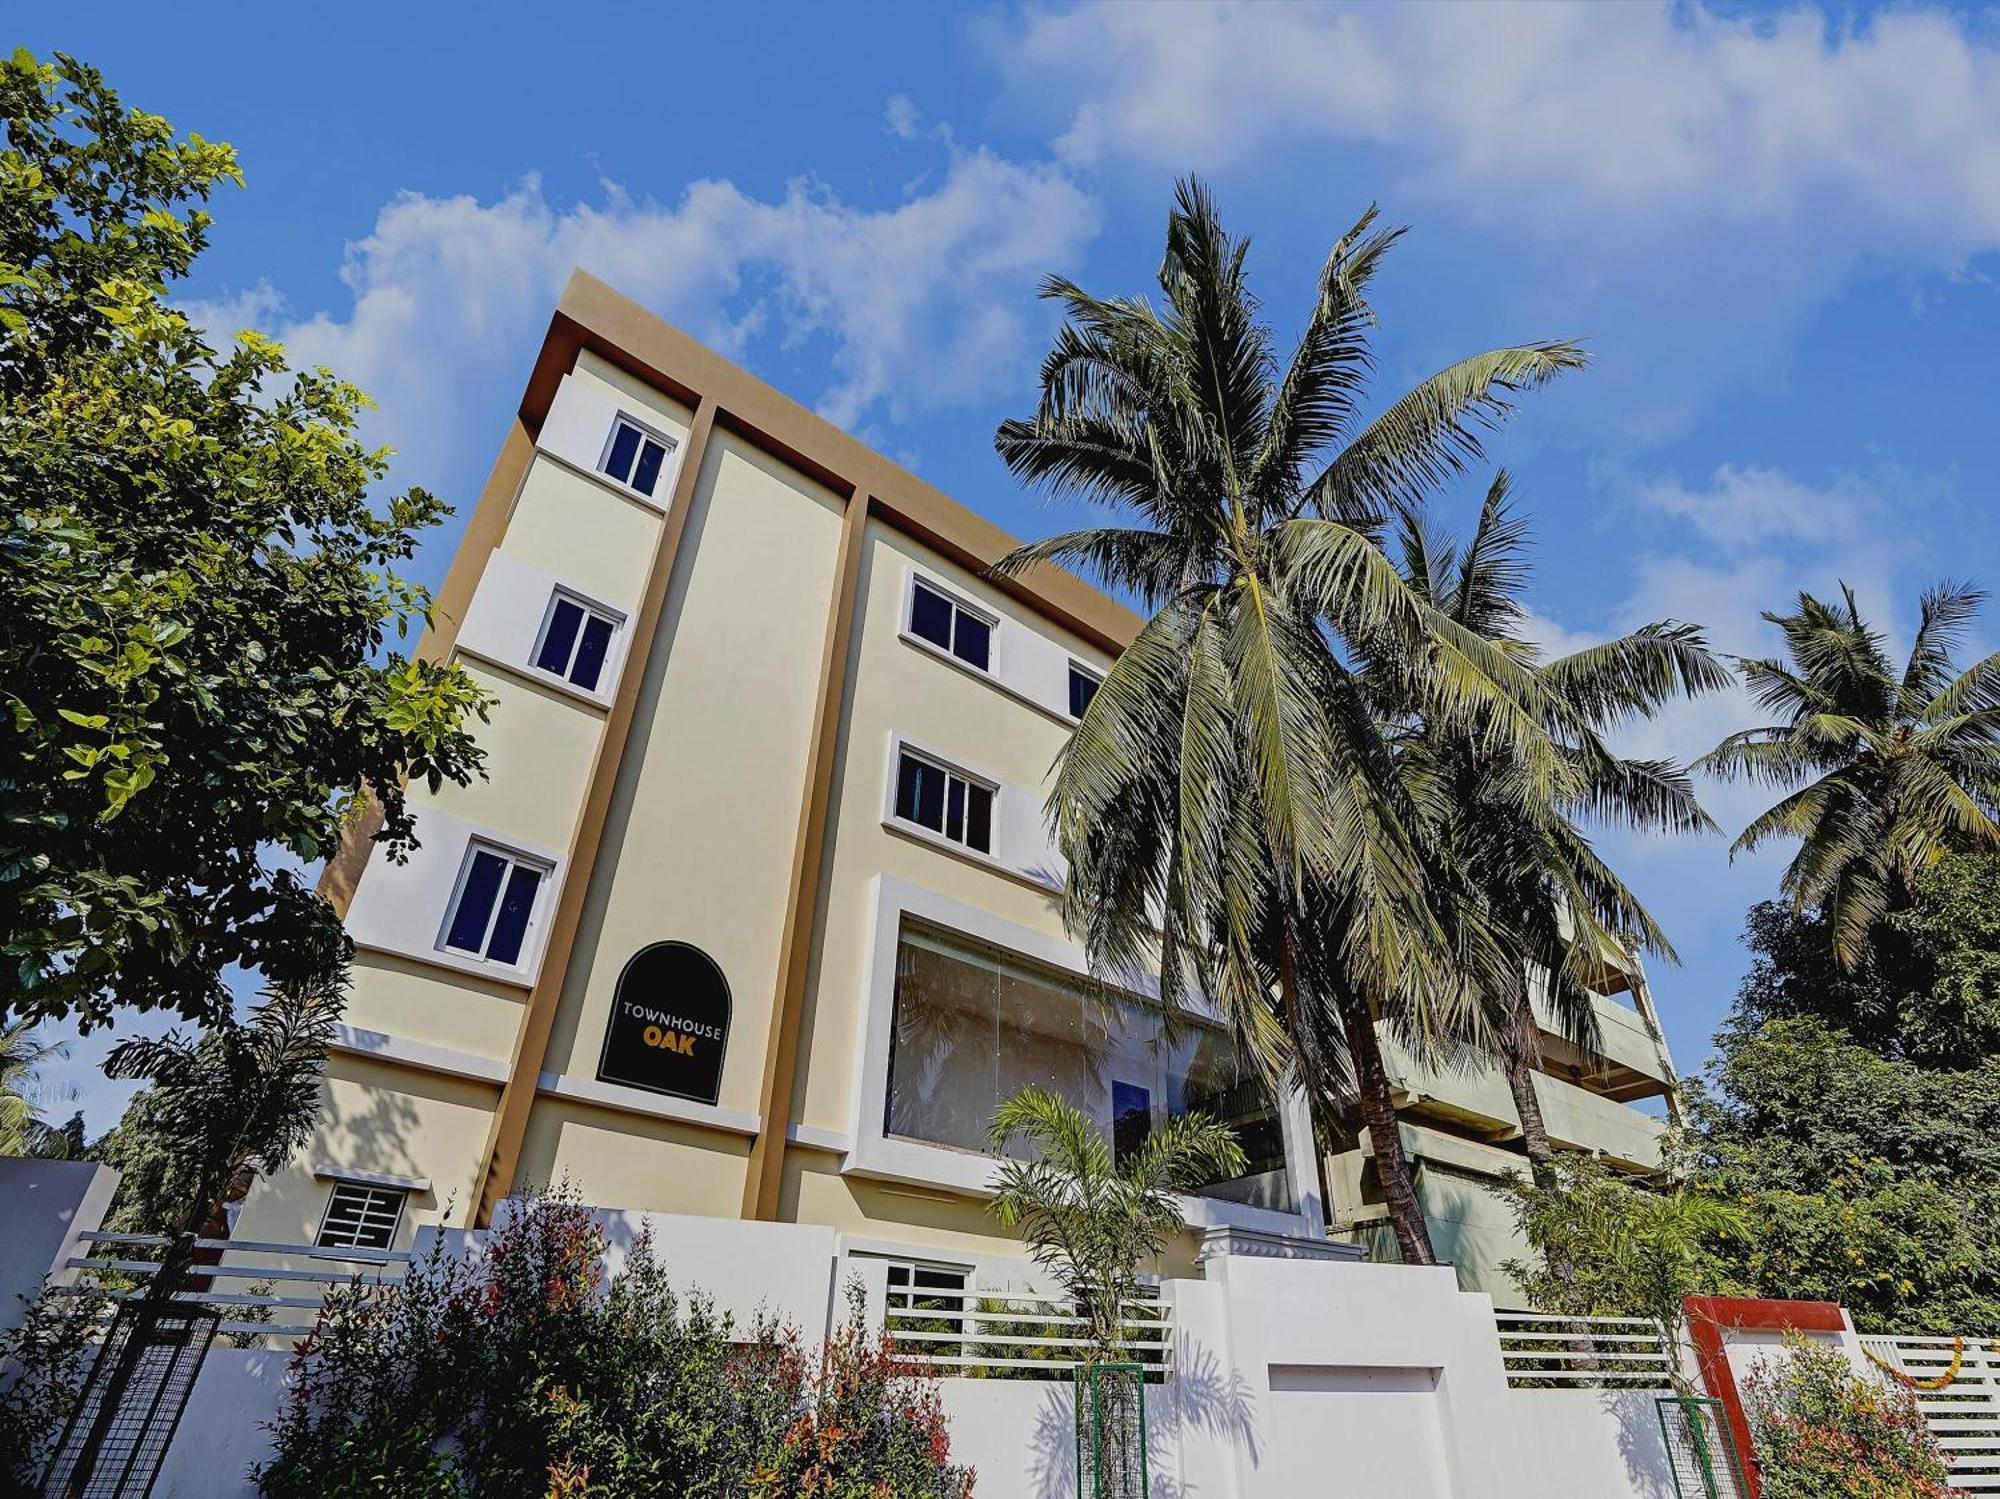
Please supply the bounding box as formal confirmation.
[38,1301,221,1499]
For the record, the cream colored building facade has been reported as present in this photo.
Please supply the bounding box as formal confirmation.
[239,273,1678,1297]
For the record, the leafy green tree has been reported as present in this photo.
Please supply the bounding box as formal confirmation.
[1687,855,2000,1331]
[1703,583,2000,969]
[995,178,1584,1263]
[987,1085,1245,1362]
[0,49,488,1030]
[1498,1151,1745,1399]
[1373,475,1722,1184]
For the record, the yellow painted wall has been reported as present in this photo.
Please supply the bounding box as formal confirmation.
[423,661,603,854]
[572,349,696,438]
[538,431,845,1126]
[236,1056,498,1244]
[339,951,525,1065]
[501,458,664,609]
[791,522,1112,1140]
[517,1101,750,1218]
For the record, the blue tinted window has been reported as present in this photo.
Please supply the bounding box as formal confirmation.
[571,614,615,692]
[1068,665,1100,719]
[1112,1080,1152,1166]
[444,851,507,954]
[965,783,992,854]
[484,863,542,966]
[603,422,642,485]
[631,436,667,495]
[536,598,584,676]
[896,754,946,831]
[951,611,990,671]
[909,583,953,651]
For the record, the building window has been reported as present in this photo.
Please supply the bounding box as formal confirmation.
[600,415,677,498]
[907,578,993,672]
[533,591,621,692]
[894,749,993,855]
[440,843,548,967]
[884,920,1295,1212]
[1067,663,1102,720]
[315,1181,407,1250]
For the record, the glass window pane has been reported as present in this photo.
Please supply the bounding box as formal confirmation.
[896,755,945,831]
[909,583,953,650]
[1168,1028,1295,1212]
[964,784,993,854]
[604,422,641,484]
[484,862,542,965]
[536,598,584,676]
[945,778,966,843]
[632,437,667,495]
[1069,666,1099,719]
[952,610,990,671]
[571,614,615,691]
[886,928,998,1152]
[995,963,1092,1146]
[444,851,507,953]
[1113,1079,1153,1166]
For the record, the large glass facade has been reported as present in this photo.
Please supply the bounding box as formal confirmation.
[884,920,1295,1212]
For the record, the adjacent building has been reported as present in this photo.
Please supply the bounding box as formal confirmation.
[238,272,1678,1301]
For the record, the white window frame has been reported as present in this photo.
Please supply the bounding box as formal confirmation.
[314,1179,409,1251]
[528,586,628,697]
[900,569,1000,677]
[596,411,681,501]
[435,839,555,971]
[1065,659,1104,721]
[886,740,999,858]
[845,876,1325,1239]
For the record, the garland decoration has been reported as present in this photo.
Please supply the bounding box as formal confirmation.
[1862,1337,1964,1390]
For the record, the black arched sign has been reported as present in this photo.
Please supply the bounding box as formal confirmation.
[596,942,731,1104]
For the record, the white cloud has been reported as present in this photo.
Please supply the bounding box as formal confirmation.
[995,2,2000,437]
[190,147,1098,493]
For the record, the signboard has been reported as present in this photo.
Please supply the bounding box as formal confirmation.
[596,941,731,1105]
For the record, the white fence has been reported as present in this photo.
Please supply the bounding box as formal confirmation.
[58,1230,408,1341]
[1493,1310,1676,1389]
[1859,1335,2000,1492]
[882,1283,1171,1378]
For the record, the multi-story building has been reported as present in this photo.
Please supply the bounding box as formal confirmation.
[238,271,1678,1300]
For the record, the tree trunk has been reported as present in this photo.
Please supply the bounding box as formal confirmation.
[1336,984,1437,1266]
[1501,980,1558,1193]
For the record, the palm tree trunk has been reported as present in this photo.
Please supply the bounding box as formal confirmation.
[1501,980,1558,1192]
[1335,983,1437,1266]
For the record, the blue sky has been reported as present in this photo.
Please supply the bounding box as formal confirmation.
[23,2,2000,1130]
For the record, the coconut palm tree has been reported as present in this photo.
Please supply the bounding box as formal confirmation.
[994,178,1585,1263]
[1373,475,1725,1186]
[0,1021,73,1156]
[988,1085,1245,1361]
[1703,582,2000,969]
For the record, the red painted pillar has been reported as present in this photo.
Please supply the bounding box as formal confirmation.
[1682,1295,1848,1499]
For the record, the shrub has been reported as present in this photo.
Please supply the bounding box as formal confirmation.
[1743,1334,1952,1499]
[0,1284,111,1492]
[257,1187,972,1498]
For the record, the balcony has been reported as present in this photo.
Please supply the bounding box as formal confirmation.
[1373,1029,1666,1171]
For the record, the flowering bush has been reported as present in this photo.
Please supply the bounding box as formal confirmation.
[258,1187,972,1498]
[1744,1334,1952,1499]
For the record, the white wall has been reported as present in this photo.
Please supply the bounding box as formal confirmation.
[32,1209,1696,1499]
[0,1158,118,1334]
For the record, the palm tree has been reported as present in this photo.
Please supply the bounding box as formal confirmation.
[1703,582,2000,968]
[995,178,1585,1263]
[988,1085,1245,1362]
[0,1021,73,1156]
[1374,476,1725,1186]
[102,970,344,1252]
